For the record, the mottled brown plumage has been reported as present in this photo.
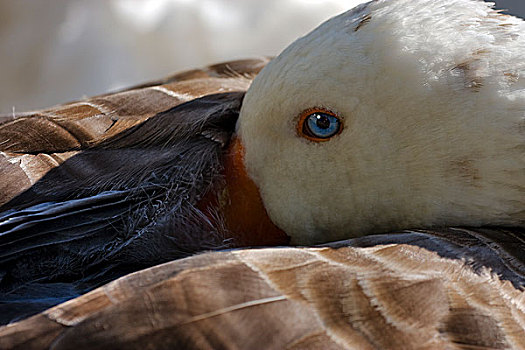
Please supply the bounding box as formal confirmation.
[1,228,523,350]
[0,58,524,349]
[0,59,269,324]
[0,58,268,206]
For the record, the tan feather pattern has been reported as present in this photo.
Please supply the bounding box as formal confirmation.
[0,58,523,349]
[0,58,269,206]
[1,228,523,350]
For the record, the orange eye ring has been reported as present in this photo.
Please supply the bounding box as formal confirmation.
[296,107,343,142]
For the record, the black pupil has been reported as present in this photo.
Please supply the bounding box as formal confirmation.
[315,114,331,129]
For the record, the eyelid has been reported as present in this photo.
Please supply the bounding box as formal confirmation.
[296,107,343,142]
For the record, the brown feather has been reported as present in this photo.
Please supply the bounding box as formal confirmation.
[0,58,523,348]
[0,58,268,206]
[0,228,523,350]
[0,59,268,324]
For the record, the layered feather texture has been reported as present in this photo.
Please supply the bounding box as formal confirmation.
[0,59,268,324]
[0,0,524,347]
[1,228,523,349]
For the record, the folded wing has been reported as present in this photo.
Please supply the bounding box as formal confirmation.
[0,59,268,324]
[1,228,523,350]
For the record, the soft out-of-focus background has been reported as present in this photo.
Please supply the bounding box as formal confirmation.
[0,0,524,113]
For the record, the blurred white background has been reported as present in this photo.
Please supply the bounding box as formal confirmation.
[1,0,524,113]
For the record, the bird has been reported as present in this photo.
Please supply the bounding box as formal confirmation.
[0,0,524,348]
[0,58,275,324]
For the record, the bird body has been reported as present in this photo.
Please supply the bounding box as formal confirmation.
[0,0,524,348]
[1,228,524,349]
[0,60,270,323]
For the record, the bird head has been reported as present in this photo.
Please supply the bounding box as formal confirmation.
[217,0,525,245]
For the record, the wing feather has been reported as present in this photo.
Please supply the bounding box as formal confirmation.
[0,58,268,206]
[1,57,523,348]
[1,228,523,350]
[0,59,268,324]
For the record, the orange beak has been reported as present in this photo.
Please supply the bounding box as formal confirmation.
[198,137,290,247]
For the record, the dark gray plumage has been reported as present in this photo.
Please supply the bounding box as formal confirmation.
[0,58,270,324]
[0,89,245,324]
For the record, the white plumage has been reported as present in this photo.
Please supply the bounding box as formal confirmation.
[238,0,525,244]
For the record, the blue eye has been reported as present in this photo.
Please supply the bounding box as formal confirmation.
[301,111,342,141]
